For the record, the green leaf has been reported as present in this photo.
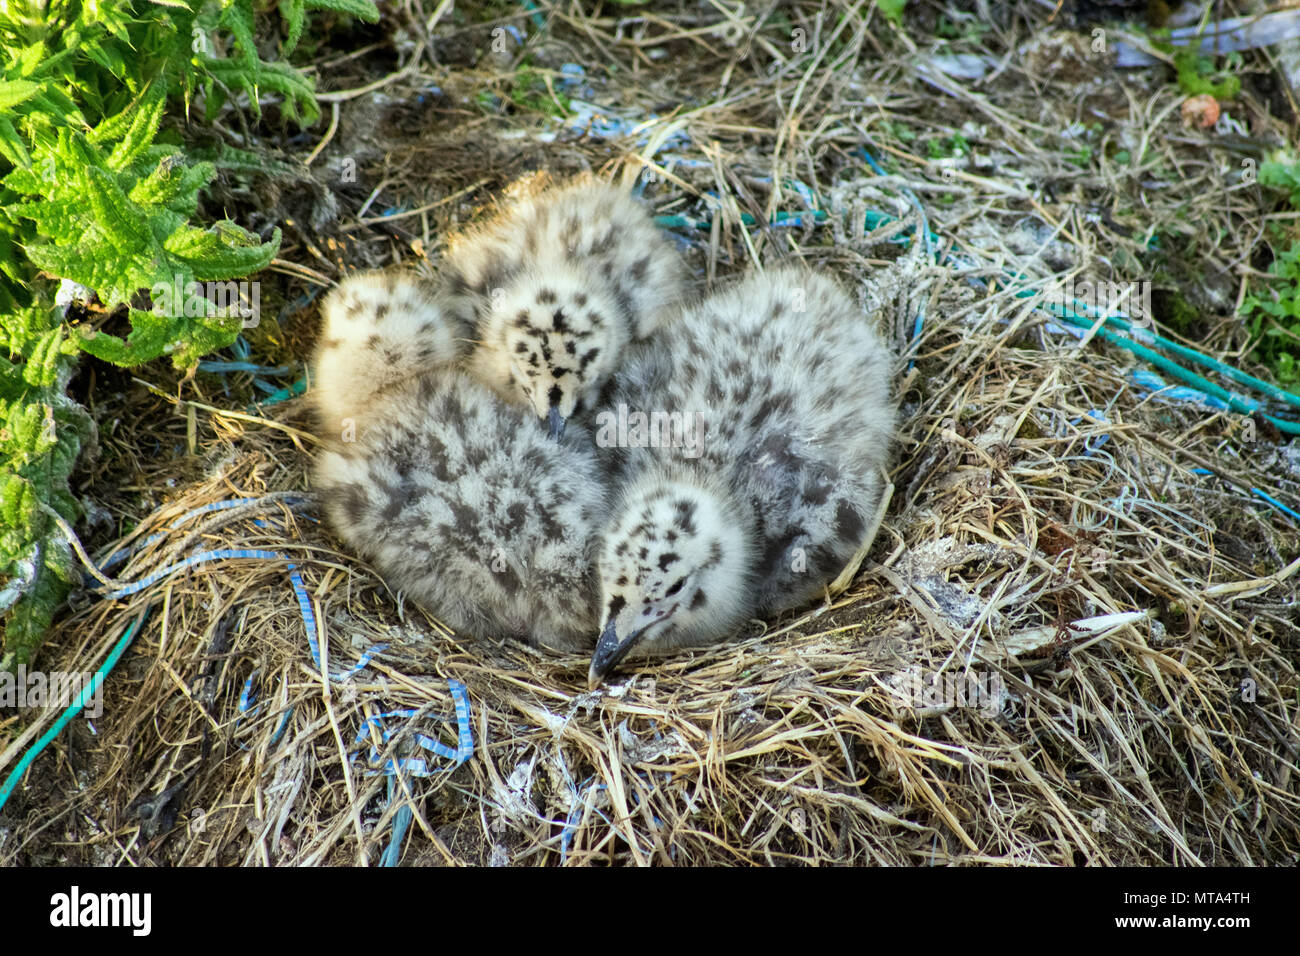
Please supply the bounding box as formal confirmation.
[83,38,130,80]
[220,0,259,67]
[304,0,380,21]
[12,42,52,78]
[76,308,173,366]
[82,165,155,253]
[129,156,215,217]
[281,0,307,54]
[189,142,298,179]
[105,82,169,171]
[173,225,281,280]
[0,0,364,663]
[22,327,65,388]
[2,164,48,195]
[878,0,908,25]
[0,116,32,169]
[2,563,69,669]
[25,242,150,304]
[0,78,43,111]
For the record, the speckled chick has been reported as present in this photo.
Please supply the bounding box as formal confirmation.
[311,364,610,653]
[586,267,897,684]
[439,173,688,436]
[309,271,470,440]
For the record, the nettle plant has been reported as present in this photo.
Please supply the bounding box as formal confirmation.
[0,0,377,668]
[1243,156,1300,392]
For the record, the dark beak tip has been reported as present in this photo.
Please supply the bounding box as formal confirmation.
[588,618,621,688]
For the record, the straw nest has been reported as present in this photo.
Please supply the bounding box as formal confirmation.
[2,0,1298,866]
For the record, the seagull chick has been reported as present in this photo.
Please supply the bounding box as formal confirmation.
[313,368,610,653]
[310,272,469,441]
[440,173,688,436]
[587,268,897,685]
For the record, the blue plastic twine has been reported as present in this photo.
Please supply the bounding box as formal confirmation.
[352,680,475,778]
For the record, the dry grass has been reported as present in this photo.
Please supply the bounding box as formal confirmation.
[2,0,1298,866]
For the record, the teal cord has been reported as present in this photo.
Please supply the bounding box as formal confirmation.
[250,376,306,411]
[1034,293,1300,413]
[1044,302,1300,435]
[850,147,1300,430]
[521,0,546,31]
[658,210,830,230]
[380,774,415,867]
[0,608,149,813]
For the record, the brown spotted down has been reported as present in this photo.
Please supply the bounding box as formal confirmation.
[439,174,688,426]
[313,369,609,652]
[588,266,897,675]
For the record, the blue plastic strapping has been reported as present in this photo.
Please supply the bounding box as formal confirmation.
[101,548,285,599]
[238,671,259,715]
[286,564,388,682]
[1128,369,1232,413]
[267,707,295,748]
[97,494,310,574]
[233,669,296,751]
[95,497,383,693]
[380,775,415,867]
[351,680,475,778]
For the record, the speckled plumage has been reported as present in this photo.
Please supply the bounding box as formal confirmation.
[439,174,687,429]
[312,368,610,653]
[309,272,469,439]
[588,267,897,683]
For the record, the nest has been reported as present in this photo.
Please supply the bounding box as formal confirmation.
[2,0,1298,866]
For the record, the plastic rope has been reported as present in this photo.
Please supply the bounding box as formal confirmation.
[0,609,149,813]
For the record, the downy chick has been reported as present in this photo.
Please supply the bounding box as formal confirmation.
[587,267,897,684]
[439,173,688,436]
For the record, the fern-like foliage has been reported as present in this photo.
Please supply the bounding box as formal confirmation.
[0,0,377,668]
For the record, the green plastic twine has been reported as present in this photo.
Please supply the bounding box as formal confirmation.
[0,608,149,813]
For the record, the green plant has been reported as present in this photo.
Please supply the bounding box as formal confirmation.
[0,0,377,669]
[1239,152,1300,394]
[1242,240,1300,392]
[1259,156,1300,207]
[877,0,907,26]
[934,13,986,42]
[925,133,969,161]
[507,65,571,117]
[1172,48,1240,100]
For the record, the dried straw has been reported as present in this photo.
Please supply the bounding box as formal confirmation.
[2,0,1297,866]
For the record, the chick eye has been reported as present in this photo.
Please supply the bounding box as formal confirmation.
[665,578,685,597]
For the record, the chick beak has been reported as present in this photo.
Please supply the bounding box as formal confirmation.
[547,406,566,440]
[587,607,675,689]
[588,618,627,689]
